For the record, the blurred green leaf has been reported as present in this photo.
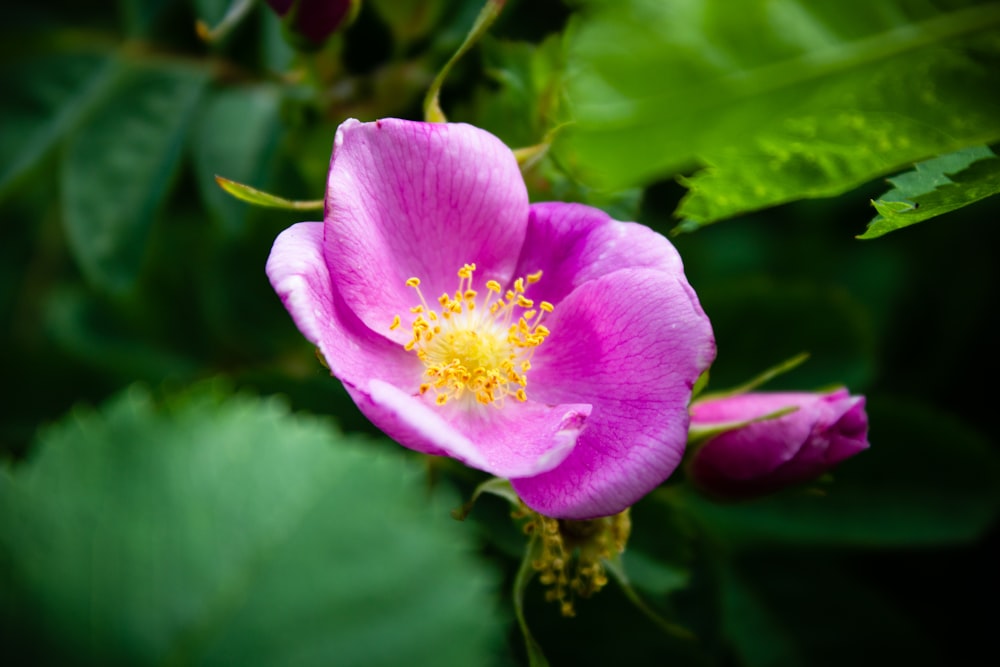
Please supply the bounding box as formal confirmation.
[620,550,690,598]
[193,86,284,233]
[260,5,297,73]
[61,60,208,293]
[673,396,1000,548]
[369,0,447,46]
[192,0,232,25]
[465,35,563,148]
[859,145,1000,239]
[0,383,502,666]
[0,53,116,198]
[556,0,1000,228]
[43,286,201,381]
[120,0,178,36]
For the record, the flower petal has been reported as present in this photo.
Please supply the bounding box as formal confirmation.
[512,267,716,519]
[689,393,817,479]
[762,394,869,482]
[265,222,420,388]
[347,380,592,478]
[513,202,686,307]
[687,390,870,499]
[324,118,530,343]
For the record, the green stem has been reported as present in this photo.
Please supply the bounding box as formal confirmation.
[423,0,507,123]
[604,556,697,642]
[195,0,256,44]
[513,537,550,667]
[214,176,324,211]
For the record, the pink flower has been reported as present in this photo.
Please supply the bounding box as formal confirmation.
[265,0,356,46]
[266,119,715,518]
[688,389,869,499]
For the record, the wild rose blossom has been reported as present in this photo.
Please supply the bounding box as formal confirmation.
[266,118,715,519]
[688,389,869,499]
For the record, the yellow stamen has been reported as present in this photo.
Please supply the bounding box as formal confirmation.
[391,264,553,407]
[514,504,631,618]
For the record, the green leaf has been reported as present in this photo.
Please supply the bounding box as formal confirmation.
[120,0,177,36]
[369,0,447,45]
[859,145,1000,238]
[43,286,201,380]
[556,0,1000,228]
[673,396,1000,548]
[214,176,325,211]
[452,476,519,520]
[61,59,208,293]
[0,52,116,198]
[619,550,690,598]
[464,35,564,149]
[0,384,502,666]
[192,86,284,233]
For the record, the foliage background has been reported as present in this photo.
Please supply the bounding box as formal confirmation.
[1,0,998,665]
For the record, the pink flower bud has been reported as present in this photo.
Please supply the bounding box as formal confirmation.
[688,389,869,499]
[265,0,357,47]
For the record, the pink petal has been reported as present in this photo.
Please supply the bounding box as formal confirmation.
[324,119,530,344]
[347,380,592,478]
[265,222,420,389]
[512,267,716,519]
[689,393,820,479]
[513,202,686,307]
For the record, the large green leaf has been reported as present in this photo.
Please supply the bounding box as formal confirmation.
[859,145,1000,238]
[43,286,201,381]
[0,384,502,666]
[192,85,285,233]
[0,52,116,198]
[61,59,209,293]
[556,0,1000,228]
[672,396,1000,548]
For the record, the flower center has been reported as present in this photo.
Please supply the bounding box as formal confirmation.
[390,263,553,407]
